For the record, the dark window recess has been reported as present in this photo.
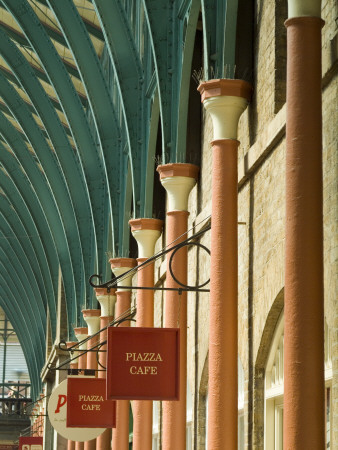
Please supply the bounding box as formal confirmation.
[235,0,254,84]
[186,29,202,167]
[129,195,138,259]
[274,0,287,113]
[152,122,166,222]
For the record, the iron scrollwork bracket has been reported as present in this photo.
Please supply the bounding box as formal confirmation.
[168,241,210,291]
[89,237,210,293]
[89,273,117,292]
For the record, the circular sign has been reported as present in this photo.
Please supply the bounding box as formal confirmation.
[47,379,105,441]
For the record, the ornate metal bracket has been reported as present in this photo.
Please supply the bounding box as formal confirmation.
[50,308,137,372]
[89,272,117,293]
[168,241,210,290]
[89,225,211,293]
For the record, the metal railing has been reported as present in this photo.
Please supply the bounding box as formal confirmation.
[0,382,31,417]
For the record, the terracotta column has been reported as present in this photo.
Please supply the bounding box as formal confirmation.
[67,341,78,450]
[109,258,137,450]
[82,310,101,450]
[95,287,117,450]
[284,1,325,448]
[38,395,44,437]
[129,218,163,450]
[74,327,88,450]
[198,79,251,449]
[157,163,199,450]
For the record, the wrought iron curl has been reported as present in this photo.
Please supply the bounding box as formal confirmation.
[168,241,210,289]
[89,273,117,291]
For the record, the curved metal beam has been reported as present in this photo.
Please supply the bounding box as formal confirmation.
[142,0,203,165]
[46,0,126,250]
[0,18,82,81]
[143,93,160,216]
[176,0,200,161]
[0,144,58,333]
[2,0,112,275]
[0,72,84,326]
[0,113,78,329]
[0,263,44,361]
[0,65,73,138]
[0,224,46,330]
[93,0,144,217]
[0,246,45,353]
[0,28,97,309]
[35,0,105,41]
[142,0,174,163]
[201,0,239,78]
[0,205,56,338]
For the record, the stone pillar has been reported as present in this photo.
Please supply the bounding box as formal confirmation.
[157,163,199,450]
[82,310,101,375]
[43,381,54,450]
[129,218,163,450]
[74,327,88,450]
[95,288,117,450]
[198,79,251,450]
[67,342,78,450]
[284,1,325,448]
[109,258,137,450]
[82,310,101,450]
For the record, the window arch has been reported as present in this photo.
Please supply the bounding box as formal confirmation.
[264,313,333,449]
[238,357,245,450]
[152,401,160,449]
[264,314,284,450]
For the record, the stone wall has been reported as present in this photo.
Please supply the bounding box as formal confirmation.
[152,0,338,448]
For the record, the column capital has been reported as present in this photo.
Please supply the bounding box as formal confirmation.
[157,163,199,211]
[94,288,117,317]
[74,327,88,349]
[157,163,199,180]
[73,326,87,337]
[129,218,163,258]
[198,79,252,140]
[198,78,252,102]
[109,257,137,291]
[82,309,101,335]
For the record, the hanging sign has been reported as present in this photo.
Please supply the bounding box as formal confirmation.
[107,327,180,400]
[19,436,42,450]
[67,377,116,428]
[47,379,105,441]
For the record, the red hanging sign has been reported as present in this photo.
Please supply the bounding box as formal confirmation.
[67,377,116,428]
[19,436,43,450]
[107,327,180,400]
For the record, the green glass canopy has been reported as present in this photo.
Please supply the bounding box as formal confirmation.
[0,0,240,398]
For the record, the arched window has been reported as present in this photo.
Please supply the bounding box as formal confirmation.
[264,313,333,449]
[152,401,160,449]
[264,314,284,450]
